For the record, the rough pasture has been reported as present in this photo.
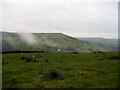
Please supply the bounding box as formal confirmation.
[2,52,119,88]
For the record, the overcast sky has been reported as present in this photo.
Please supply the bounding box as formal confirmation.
[1,0,119,38]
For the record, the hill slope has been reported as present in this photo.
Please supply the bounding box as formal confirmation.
[77,37,118,50]
[1,32,118,52]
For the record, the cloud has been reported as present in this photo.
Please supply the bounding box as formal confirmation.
[2,0,118,38]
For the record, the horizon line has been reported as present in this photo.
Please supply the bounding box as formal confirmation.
[1,31,118,39]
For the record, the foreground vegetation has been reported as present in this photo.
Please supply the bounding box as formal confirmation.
[2,52,119,88]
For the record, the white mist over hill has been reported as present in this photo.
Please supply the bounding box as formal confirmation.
[18,33,38,45]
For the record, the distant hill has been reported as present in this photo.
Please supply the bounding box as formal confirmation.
[1,32,118,52]
[77,37,118,51]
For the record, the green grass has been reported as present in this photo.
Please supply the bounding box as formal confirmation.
[2,52,119,88]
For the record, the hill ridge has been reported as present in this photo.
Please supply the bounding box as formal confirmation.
[1,32,118,52]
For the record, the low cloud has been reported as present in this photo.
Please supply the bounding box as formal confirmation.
[18,33,38,45]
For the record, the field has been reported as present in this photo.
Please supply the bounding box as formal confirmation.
[2,52,119,88]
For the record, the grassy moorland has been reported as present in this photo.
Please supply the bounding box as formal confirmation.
[2,52,119,88]
[2,32,118,52]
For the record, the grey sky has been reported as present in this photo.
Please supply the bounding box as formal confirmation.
[1,0,119,38]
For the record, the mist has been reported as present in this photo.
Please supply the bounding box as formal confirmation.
[17,33,59,47]
[18,33,38,45]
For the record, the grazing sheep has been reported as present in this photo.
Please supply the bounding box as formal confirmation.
[57,49,61,52]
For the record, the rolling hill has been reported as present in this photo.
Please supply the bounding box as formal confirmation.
[77,37,118,51]
[0,32,118,52]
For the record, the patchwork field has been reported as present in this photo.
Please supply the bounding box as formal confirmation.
[2,52,119,88]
